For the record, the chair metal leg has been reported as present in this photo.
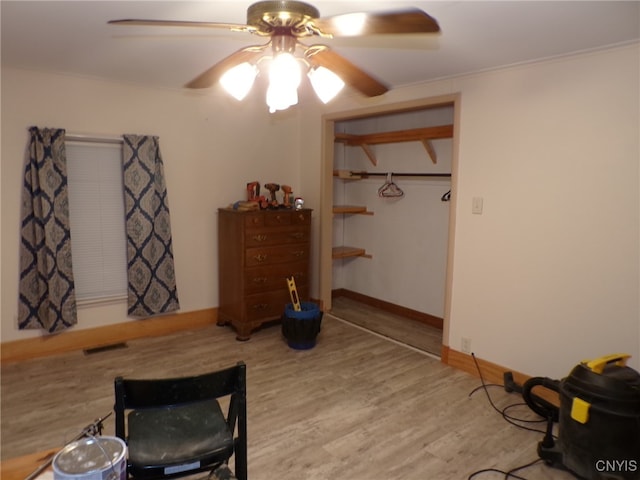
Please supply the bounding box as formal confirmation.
[234,440,248,480]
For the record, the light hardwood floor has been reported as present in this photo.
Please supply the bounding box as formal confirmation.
[329,296,443,357]
[1,316,575,479]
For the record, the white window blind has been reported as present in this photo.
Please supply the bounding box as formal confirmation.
[66,142,127,302]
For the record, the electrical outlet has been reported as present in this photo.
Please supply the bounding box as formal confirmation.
[461,337,472,354]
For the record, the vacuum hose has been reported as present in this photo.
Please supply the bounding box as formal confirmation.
[523,377,562,449]
[522,376,561,422]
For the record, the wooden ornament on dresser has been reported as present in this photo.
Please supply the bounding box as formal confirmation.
[217,208,312,340]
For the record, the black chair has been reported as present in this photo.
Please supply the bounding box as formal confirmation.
[114,362,247,480]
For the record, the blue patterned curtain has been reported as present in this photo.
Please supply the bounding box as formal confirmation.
[18,127,77,332]
[122,135,180,317]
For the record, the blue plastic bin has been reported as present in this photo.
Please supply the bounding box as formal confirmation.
[282,302,323,350]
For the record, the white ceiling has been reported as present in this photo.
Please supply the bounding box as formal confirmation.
[2,1,639,95]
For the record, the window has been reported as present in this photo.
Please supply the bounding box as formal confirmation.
[66,141,127,303]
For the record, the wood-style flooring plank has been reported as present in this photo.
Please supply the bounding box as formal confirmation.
[1,317,575,479]
[330,296,443,356]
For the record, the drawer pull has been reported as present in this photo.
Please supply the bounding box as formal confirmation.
[251,303,269,310]
[252,234,267,242]
[275,215,284,222]
[253,254,268,262]
[297,213,307,222]
[290,232,304,239]
[251,277,268,284]
[292,251,305,258]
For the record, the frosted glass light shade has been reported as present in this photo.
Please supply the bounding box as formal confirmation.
[220,62,258,101]
[266,82,299,113]
[269,53,302,88]
[308,66,345,104]
[266,53,302,112]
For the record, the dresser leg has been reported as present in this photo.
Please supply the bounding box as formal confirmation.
[235,324,252,341]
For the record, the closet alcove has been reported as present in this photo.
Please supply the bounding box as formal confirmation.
[321,98,457,356]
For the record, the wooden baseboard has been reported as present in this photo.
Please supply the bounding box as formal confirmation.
[1,308,217,364]
[442,346,559,406]
[332,288,443,330]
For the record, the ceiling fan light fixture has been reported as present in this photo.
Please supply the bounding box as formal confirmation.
[308,65,345,104]
[220,62,258,100]
[111,2,441,107]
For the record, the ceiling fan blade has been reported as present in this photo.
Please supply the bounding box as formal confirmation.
[108,19,255,33]
[306,47,388,97]
[185,46,266,89]
[313,8,440,37]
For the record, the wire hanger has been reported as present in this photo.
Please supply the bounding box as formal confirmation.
[378,173,404,198]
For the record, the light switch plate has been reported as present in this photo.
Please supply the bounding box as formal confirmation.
[472,197,483,214]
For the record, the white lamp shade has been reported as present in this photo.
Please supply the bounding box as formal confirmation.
[266,52,302,112]
[220,62,258,101]
[266,82,299,113]
[269,52,302,88]
[308,66,345,104]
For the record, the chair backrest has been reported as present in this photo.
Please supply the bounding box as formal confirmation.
[114,362,246,441]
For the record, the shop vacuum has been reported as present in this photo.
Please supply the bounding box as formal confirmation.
[517,354,640,479]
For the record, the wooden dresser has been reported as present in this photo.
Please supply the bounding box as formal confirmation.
[217,207,312,340]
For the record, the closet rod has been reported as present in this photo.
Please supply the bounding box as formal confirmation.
[66,133,123,144]
[353,172,451,178]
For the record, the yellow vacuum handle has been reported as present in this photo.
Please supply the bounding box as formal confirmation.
[583,353,630,374]
[286,276,301,312]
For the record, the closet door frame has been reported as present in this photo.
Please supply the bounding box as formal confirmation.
[318,93,461,356]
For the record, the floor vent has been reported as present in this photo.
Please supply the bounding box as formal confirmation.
[83,342,128,355]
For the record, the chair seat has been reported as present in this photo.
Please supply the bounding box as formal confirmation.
[127,398,234,477]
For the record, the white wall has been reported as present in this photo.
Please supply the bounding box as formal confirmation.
[1,67,302,342]
[3,44,639,380]
[303,43,640,378]
[332,108,453,317]
[449,47,640,377]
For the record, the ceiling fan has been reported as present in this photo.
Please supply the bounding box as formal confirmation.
[109,1,440,112]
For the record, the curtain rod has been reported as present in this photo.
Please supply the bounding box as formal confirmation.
[66,133,123,145]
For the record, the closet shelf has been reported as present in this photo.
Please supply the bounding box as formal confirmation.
[334,124,453,165]
[333,205,374,215]
[332,246,372,260]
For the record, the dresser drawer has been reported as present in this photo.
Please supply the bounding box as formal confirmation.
[244,262,309,294]
[291,209,311,226]
[264,211,292,226]
[241,209,311,228]
[244,287,309,322]
[245,245,309,267]
[245,226,310,247]
[244,213,264,228]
